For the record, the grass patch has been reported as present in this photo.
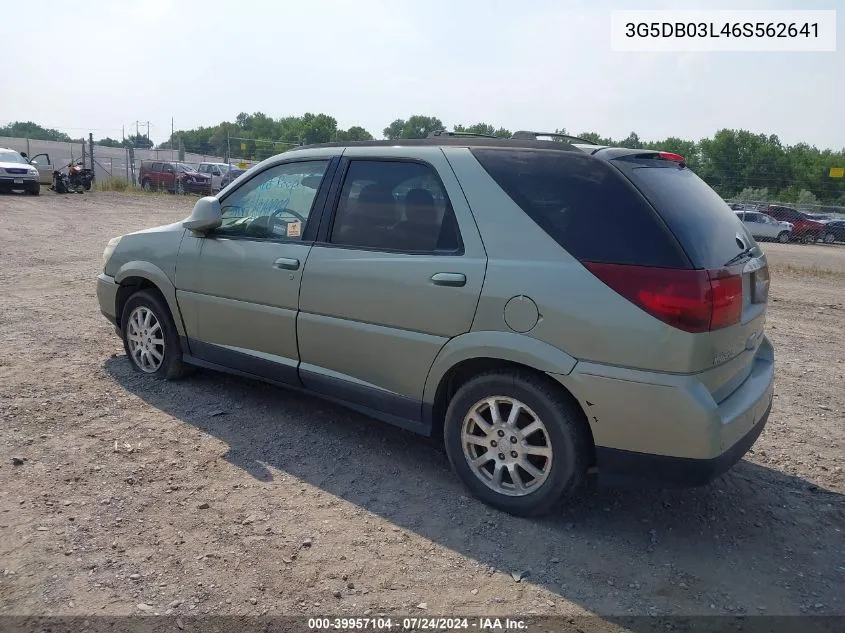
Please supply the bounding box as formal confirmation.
[94,178,131,192]
[92,180,183,197]
[769,262,845,279]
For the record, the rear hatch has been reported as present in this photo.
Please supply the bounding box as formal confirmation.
[607,151,769,401]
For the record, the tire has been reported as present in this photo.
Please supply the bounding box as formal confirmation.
[27,186,40,196]
[443,370,591,517]
[777,231,790,244]
[823,232,835,244]
[121,290,188,380]
[84,181,91,191]
[141,179,152,192]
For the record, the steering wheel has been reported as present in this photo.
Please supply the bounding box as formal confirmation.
[270,208,306,223]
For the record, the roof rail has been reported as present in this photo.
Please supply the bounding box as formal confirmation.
[427,129,499,139]
[510,130,596,144]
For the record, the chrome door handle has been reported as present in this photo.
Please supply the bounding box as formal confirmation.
[430,272,466,287]
[273,257,300,270]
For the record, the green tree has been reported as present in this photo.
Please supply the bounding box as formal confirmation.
[97,137,125,148]
[576,132,614,145]
[336,126,374,142]
[454,123,512,138]
[383,115,444,139]
[797,189,819,205]
[620,131,643,149]
[127,133,153,149]
[0,121,80,142]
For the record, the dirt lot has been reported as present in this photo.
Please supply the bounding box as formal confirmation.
[0,192,843,622]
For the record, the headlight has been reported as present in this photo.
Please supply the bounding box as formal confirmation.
[103,236,122,268]
[28,167,38,175]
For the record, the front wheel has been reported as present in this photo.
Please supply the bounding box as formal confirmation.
[823,232,835,244]
[777,231,790,244]
[121,290,188,380]
[141,179,152,192]
[84,181,92,191]
[444,371,591,517]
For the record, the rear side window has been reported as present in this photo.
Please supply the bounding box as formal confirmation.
[470,148,688,268]
[618,163,750,269]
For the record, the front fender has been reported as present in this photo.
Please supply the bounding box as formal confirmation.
[422,330,578,404]
[114,261,185,336]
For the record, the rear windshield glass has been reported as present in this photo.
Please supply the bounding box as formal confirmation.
[618,163,751,269]
[470,148,689,268]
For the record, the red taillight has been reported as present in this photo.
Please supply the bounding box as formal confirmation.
[708,269,743,330]
[583,262,742,333]
[658,151,685,162]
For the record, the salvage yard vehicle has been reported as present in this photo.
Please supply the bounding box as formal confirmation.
[735,209,792,243]
[0,147,41,195]
[762,205,827,244]
[97,132,775,516]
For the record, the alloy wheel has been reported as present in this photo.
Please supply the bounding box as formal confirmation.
[461,396,553,497]
[126,306,165,373]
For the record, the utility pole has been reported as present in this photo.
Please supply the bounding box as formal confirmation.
[171,117,174,161]
[89,132,95,178]
[122,125,125,143]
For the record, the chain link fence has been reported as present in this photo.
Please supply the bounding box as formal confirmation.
[0,136,261,191]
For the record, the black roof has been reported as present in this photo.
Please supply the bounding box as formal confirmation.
[298,137,579,152]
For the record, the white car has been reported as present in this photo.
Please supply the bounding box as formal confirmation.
[196,162,233,193]
[735,210,792,243]
[0,148,41,195]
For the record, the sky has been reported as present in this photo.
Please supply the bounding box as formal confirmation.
[1,0,842,149]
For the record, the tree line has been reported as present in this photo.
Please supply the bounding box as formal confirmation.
[3,116,843,205]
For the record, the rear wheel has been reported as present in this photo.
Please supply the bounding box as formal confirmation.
[823,232,835,244]
[444,371,590,517]
[777,231,790,243]
[121,290,188,380]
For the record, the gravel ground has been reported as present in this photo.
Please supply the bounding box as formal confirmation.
[0,191,843,622]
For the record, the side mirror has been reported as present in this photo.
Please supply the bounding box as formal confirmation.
[30,160,39,166]
[183,196,222,234]
[301,175,323,189]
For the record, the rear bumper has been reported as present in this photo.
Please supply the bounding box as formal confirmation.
[595,398,770,487]
[550,335,775,488]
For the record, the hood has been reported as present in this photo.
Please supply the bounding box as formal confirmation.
[127,220,186,236]
[0,161,38,172]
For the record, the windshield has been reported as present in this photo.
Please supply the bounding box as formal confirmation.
[0,150,27,164]
[176,164,196,173]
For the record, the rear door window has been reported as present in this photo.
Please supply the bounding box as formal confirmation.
[470,148,689,268]
[329,160,463,253]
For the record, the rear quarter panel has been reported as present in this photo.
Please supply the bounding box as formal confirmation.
[443,147,766,379]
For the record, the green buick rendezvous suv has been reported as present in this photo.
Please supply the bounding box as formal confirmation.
[97,131,774,516]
